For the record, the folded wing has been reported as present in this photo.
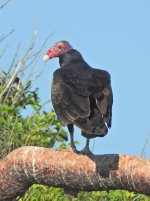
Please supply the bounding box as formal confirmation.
[51,67,113,135]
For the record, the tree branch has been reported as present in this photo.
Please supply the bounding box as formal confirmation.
[0,29,15,43]
[0,146,150,200]
[0,0,11,10]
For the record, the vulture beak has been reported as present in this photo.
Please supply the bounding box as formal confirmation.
[43,55,49,63]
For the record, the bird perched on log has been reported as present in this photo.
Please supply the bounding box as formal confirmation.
[43,41,113,155]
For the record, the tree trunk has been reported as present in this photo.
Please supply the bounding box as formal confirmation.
[0,146,150,200]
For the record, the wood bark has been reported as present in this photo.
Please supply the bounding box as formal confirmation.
[0,146,150,200]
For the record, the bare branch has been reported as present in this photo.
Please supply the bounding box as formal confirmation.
[0,60,21,102]
[0,0,11,10]
[0,44,9,59]
[140,134,150,158]
[0,30,38,103]
[0,29,15,43]
[0,146,150,200]
[8,44,20,75]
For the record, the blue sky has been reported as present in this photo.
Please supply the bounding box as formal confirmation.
[1,0,150,157]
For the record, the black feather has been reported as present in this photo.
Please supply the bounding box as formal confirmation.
[51,49,113,139]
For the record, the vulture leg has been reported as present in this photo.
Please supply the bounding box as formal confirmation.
[67,124,79,153]
[80,132,93,155]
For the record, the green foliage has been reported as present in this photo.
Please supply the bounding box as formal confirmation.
[17,185,150,201]
[17,185,70,201]
[0,74,68,158]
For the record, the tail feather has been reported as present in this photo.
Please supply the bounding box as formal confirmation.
[96,84,113,128]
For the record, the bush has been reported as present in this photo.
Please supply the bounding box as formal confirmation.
[0,72,68,158]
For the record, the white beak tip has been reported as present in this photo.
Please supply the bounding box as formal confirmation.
[43,55,49,63]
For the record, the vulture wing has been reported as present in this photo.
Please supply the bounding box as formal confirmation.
[52,66,113,135]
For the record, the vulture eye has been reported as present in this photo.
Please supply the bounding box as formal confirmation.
[58,45,62,49]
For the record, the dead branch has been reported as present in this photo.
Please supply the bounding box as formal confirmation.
[0,146,150,200]
[0,29,15,43]
[0,0,11,10]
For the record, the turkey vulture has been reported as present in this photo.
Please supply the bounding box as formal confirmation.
[43,41,113,154]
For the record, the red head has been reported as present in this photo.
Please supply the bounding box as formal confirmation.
[43,40,73,62]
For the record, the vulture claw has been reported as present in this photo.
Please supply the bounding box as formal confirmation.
[80,147,94,156]
[80,138,94,156]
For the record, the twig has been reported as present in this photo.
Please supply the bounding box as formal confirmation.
[0,29,54,105]
[8,44,20,75]
[23,30,55,84]
[0,0,11,10]
[0,44,9,59]
[0,60,22,102]
[140,134,150,158]
[0,29,15,43]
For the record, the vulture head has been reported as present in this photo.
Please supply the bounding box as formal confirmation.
[43,40,73,62]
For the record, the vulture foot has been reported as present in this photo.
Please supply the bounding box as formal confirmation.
[80,138,94,156]
[80,146,93,156]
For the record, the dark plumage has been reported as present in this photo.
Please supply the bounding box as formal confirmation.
[43,41,113,154]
